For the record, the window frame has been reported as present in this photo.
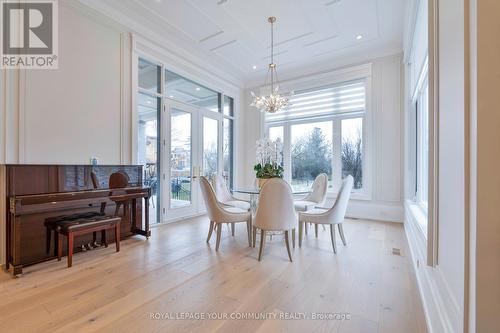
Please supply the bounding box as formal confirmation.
[411,62,429,216]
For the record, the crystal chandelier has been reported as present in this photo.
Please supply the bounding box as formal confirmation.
[251,17,292,113]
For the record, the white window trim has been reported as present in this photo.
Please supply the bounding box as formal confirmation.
[412,58,429,214]
[261,64,373,201]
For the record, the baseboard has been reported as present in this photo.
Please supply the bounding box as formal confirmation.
[404,203,461,333]
[346,201,403,222]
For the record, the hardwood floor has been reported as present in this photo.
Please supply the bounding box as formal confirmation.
[0,216,427,333]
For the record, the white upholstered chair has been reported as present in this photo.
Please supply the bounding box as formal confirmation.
[199,176,252,251]
[212,175,251,211]
[294,173,328,212]
[253,178,297,262]
[298,175,353,253]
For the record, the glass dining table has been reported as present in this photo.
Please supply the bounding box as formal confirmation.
[232,186,310,214]
[231,186,310,238]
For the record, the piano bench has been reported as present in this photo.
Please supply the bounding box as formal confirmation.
[54,215,121,268]
[44,211,105,256]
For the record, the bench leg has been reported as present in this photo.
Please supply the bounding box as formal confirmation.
[67,232,74,268]
[57,233,63,261]
[115,224,120,252]
[101,229,108,247]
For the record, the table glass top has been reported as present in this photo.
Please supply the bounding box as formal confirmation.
[232,187,309,195]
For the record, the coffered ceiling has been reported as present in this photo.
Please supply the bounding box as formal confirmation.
[86,0,407,87]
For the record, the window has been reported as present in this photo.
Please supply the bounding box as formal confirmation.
[203,117,218,179]
[341,118,363,189]
[415,77,429,210]
[291,121,333,191]
[223,96,235,188]
[137,59,162,224]
[136,56,236,221]
[165,70,220,112]
[266,79,367,195]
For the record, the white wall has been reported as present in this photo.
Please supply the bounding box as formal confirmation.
[403,1,466,332]
[242,53,404,223]
[20,3,126,164]
[1,2,130,164]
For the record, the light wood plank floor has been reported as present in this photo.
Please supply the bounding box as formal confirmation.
[0,216,427,333]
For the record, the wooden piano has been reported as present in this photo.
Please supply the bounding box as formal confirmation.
[3,165,152,275]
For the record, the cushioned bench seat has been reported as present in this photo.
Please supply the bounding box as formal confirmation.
[54,215,121,268]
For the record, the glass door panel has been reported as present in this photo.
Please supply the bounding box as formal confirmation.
[136,92,160,224]
[203,117,219,180]
[170,109,192,209]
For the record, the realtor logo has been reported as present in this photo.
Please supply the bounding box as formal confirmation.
[1,0,58,69]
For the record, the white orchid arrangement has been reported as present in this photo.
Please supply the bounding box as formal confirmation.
[254,138,284,179]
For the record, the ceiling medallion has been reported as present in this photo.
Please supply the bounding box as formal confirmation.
[251,17,293,114]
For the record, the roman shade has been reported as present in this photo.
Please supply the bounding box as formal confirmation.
[266,79,367,123]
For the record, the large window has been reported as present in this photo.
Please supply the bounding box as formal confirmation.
[266,79,367,195]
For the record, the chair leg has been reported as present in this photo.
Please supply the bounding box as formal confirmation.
[252,226,257,248]
[329,225,337,254]
[57,233,63,261]
[206,221,215,243]
[215,223,222,251]
[114,202,121,217]
[338,224,347,246]
[299,221,303,248]
[284,230,293,262]
[315,224,318,238]
[67,232,74,268]
[292,228,296,249]
[115,224,120,252]
[54,231,59,257]
[101,229,108,247]
[45,228,51,254]
[305,222,308,235]
[246,220,252,247]
[258,230,266,261]
[231,223,235,236]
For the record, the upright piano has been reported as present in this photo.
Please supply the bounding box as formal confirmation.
[3,165,151,275]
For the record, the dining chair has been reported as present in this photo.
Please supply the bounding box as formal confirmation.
[298,175,353,253]
[199,176,252,251]
[293,173,328,212]
[212,174,251,211]
[253,178,297,262]
[294,173,328,236]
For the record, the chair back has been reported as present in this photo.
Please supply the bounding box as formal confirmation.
[199,176,223,221]
[304,173,328,204]
[254,178,296,231]
[109,171,130,189]
[327,175,354,223]
[212,174,233,202]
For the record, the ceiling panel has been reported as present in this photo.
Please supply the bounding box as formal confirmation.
[106,0,407,84]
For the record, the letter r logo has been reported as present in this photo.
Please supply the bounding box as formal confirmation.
[2,1,53,54]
